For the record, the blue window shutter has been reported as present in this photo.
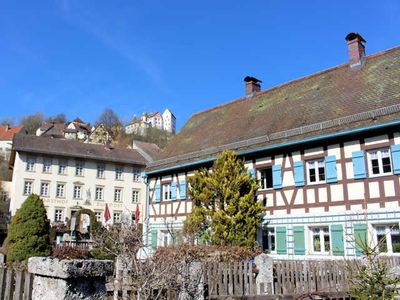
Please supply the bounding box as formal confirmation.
[391,144,400,174]
[155,185,161,202]
[272,164,282,189]
[354,223,367,256]
[325,155,338,183]
[276,226,287,254]
[180,180,186,200]
[293,161,305,187]
[248,168,256,179]
[331,224,345,256]
[352,151,366,179]
[151,229,158,249]
[293,226,305,255]
[171,182,177,200]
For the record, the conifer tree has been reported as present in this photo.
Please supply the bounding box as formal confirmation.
[184,151,265,247]
[4,194,51,262]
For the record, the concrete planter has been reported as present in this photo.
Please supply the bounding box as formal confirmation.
[28,257,114,300]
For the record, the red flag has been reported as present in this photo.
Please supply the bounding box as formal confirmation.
[104,203,111,222]
[135,204,140,224]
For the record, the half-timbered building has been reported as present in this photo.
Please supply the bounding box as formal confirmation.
[145,33,400,258]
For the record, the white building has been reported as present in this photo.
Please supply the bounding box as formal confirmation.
[0,125,26,160]
[125,109,176,135]
[162,109,176,134]
[9,135,154,227]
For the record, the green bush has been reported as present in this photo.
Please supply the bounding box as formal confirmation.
[4,194,51,262]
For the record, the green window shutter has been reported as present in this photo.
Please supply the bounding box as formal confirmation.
[272,164,282,189]
[331,224,344,256]
[155,185,161,202]
[354,223,367,256]
[293,161,305,187]
[391,144,400,174]
[180,180,186,199]
[276,226,287,254]
[293,226,305,255]
[352,151,366,179]
[325,155,338,183]
[151,229,158,249]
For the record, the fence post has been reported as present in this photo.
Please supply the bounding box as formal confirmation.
[254,253,274,295]
[28,257,114,300]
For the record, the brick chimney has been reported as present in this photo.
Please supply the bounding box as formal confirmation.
[345,32,366,69]
[244,76,262,97]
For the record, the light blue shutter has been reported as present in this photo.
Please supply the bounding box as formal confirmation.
[248,168,256,179]
[354,223,367,256]
[352,151,366,179]
[151,229,158,249]
[272,164,282,189]
[293,226,305,255]
[331,224,345,256]
[155,185,161,202]
[276,226,287,254]
[171,182,177,200]
[325,155,338,183]
[180,180,186,200]
[293,161,305,187]
[391,144,400,174]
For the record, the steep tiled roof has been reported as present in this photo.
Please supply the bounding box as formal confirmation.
[132,141,161,162]
[149,46,400,170]
[0,126,25,141]
[12,135,148,165]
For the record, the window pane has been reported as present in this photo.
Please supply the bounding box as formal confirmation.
[309,168,316,182]
[377,234,387,252]
[313,234,321,252]
[266,168,273,188]
[371,159,380,174]
[382,157,392,173]
[318,166,325,181]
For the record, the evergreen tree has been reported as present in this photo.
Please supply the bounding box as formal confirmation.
[183,151,265,247]
[4,194,51,262]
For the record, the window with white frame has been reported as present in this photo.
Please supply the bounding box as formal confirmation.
[132,190,139,203]
[113,212,121,223]
[95,212,102,222]
[24,181,33,195]
[58,160,67,174]
[262,227,275,252]
[26,157,35,172]
[73,185,82,199]
[54,209,63,222]
[367,149,392,176]
[56,183,65,198]
[307,160,326,183]
[310,226,330,254]
[40,182,49,196]
[75,162,84,176]
[374,224,400,253]
[133,169,141,182]
[43,158,52,173]
[115,166,123,180]
[114,188,122,202]
[258,167,273,189]
[97,164,105,178]
[163,184,172,201]
[95,187,104,201]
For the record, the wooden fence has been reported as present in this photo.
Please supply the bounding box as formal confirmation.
[0,266,33,300]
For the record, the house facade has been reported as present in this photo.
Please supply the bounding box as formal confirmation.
[9,135,150,227]
[0,125,26,160]
[144,33,400,258]
[125,109,176,135]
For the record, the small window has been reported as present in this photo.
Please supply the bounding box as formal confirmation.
[310,226,330,254]
[367,149,392,177]
[54,209,63,222]
[97,164,105,178]
[56,184,65,198]
[163,184,172,201]
[26,157,35,172]
[115,166,123,180]
[113,212,121,224]
[95,187,104,201]
[307,160,326,184]
[133,169,141,182]
[24,181,33,195]
[43,158,52,173]
[374,224,400,253]
[95,212,102,222]
[58,160,67,174]
[40,182,49,196]
[73,185,82,199]
[114,188,122,202]
[258,167,273,189]
[132,190,140,203]
[262,227,275,252]
[75,162,84,176]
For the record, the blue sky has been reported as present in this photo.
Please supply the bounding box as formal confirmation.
[1,1,399,130]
